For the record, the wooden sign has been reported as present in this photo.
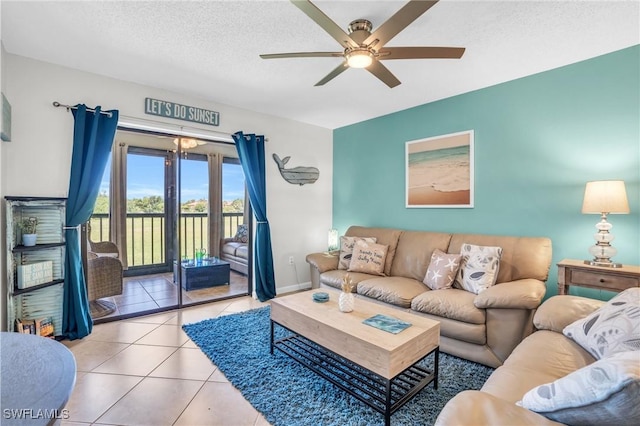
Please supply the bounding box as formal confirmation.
[145,97,219,126]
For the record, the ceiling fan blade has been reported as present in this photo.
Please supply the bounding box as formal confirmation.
[366,60,401,88]
[292,0,358,49]
[260,52,343,59]
[315,62,348,86]
[378,46,465,60]
[364,0,439,48]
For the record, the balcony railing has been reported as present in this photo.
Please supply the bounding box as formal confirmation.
[89,212,244,267]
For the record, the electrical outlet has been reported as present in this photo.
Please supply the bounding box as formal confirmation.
[288,256,295,265]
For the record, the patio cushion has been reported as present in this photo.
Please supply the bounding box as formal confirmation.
[222,242,243,256]
[235,244,248,260]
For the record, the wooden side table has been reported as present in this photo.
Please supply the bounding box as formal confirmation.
[557,259,640,295]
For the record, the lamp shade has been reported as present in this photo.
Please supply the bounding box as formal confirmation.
[328,229,339,252]
[582,180,630,214]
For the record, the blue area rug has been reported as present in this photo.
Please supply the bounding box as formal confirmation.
[183,307,493,426]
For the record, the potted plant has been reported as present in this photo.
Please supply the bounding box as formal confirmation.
[17,217,38,246]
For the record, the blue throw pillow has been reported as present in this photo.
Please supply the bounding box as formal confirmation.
[233,224,248,243]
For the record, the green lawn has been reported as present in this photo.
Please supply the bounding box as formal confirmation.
[89,215,242,266]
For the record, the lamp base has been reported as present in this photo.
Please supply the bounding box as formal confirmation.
[584,259,623,268]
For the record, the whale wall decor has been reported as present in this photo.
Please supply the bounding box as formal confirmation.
[273,153,319,185]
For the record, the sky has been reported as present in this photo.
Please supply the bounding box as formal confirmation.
[99,154,246,202]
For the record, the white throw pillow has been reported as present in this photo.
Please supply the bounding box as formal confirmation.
[563,287,640,359]
[518,350,640,426]
[454,243,503,294]
[338,236,376,270]
[423,249,462,290]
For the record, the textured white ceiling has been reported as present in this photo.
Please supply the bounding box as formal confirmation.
[2,0,638,129]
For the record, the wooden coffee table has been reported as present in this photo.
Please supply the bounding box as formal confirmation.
[270,289,440,426]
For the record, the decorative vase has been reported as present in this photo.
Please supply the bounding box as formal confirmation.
[339,291,354,313]
[22,234,37,247]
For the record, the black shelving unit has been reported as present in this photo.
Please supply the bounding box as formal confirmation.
[12,242,66,253]
[13,279,66,295]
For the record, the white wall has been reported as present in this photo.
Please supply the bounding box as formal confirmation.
[1,53,333,322]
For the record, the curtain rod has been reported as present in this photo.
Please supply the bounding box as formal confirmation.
[52,101,113,118]
[53,101,268,142]
[118,116,268,143]
[118,115,235,143]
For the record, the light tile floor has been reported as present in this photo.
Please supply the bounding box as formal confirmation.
[96,271,250,320]
[62,296,271,426]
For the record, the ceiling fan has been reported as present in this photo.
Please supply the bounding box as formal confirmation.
[260,0,465,88]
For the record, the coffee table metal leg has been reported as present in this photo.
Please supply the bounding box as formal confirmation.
[434,347,439,389]
[384,380,392,426]
[270,320,274,355]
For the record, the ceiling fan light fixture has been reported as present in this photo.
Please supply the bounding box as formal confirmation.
[173,137,199,149]
[346,49,373,68]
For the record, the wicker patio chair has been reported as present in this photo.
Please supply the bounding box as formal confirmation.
[86,241,123,318]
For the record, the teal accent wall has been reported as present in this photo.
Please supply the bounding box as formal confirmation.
[333,46,640,300]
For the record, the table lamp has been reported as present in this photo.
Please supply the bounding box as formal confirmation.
[581,180,630,267]
[328,229,339,252]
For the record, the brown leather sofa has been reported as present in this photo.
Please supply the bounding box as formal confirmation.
[306,225,552,368]
[435,295,605,425]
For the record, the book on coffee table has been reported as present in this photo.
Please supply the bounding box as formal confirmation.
[363,314,412,334]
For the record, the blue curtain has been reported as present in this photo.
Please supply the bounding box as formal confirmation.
[232,131,276,301]
[63,104,119,339]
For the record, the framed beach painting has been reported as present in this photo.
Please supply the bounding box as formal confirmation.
[406,130,474,208]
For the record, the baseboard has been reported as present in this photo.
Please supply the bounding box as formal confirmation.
[277,281,312,295]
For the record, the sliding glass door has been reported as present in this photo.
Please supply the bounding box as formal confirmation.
[126,147,175,276]
[88,129,250,321]
[178,153,209,263]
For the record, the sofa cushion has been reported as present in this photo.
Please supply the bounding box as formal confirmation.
[389,231,452,281]
[423,249,461,290]
[563,287,640,360]
[518,350,640,426]
[345,226,402,276]
[319,270,377,292]
[222,241,243,256]
[534,295,605,333]
[455,243,503,294]
[448,234,552,284]
[411,288,485,324]
[233,224,248,243]
[338,236,377,270]
[416,312,487,345]
[481,330,596,403]
[503,330,595,377]
[347,240,388,276]
[434,390,563,426]
[357,276,428,308]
